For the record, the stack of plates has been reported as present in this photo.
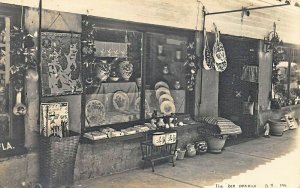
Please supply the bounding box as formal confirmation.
[154,81,176,115]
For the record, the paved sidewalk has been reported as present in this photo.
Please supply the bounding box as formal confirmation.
[74,129,300,188]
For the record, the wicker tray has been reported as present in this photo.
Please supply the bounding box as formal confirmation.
[39,132,80,188]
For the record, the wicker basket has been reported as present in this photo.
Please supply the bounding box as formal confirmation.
[39,132,80,188]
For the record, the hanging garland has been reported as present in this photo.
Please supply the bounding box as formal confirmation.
[10,27,36,89]
[81,16,96,85]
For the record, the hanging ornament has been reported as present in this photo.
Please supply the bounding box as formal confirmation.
[184,38,199,91]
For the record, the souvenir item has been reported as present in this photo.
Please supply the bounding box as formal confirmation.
[176,50,181,60]
[160,101,176,115]
[85,99,105,126]
[109,71,119,82]
[186,143,196,157]
[40,32,82,96]
[195,140,208,154]
[157,45,163,55]
[112,90,130,111]
[165,131,177,144]
[154,81,169,90]
[13,87,26,116]
[155,87,171,99]
[203,28,214,70]
[40,102,69,137]
[119,60,133,81]
[95,60,111,82]
[174,81,181,90]
[212,23,227,72]
[152,132,166,146]
[159,94,174,105]
[162,65,169,75]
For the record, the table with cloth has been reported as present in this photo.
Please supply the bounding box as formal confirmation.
[85,82,140,127]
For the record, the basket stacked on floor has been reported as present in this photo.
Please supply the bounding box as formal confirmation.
[39,133,80,188]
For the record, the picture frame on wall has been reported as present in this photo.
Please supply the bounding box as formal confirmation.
[40,32,82,96]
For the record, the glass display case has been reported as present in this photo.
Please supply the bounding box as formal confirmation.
[145,32,188,116]
[84,28,142,127]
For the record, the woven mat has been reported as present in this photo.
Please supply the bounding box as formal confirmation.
[199,117,242,135]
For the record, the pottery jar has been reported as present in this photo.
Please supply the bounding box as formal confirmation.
[95,60,111,82]
[119,60,133,81]
[186,143,196,157]
[195,140,208,154]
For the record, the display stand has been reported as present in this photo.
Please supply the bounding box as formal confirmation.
[140,135,177,172]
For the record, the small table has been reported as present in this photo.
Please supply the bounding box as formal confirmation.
[140,140,177,172]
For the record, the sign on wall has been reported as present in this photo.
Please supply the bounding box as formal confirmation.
[40,32,82,96]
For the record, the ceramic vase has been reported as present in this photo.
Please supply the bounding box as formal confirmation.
[186,143,196,157]
[119,61,133,81]
[95,60,111,82]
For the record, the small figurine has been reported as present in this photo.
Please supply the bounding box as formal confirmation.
[264,122,270,138]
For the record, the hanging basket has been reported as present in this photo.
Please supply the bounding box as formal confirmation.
[39,132,80,188]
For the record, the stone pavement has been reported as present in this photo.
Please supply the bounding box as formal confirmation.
[73,129,300,188]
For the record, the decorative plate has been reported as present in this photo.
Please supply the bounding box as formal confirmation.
[134,97,150,113]
[112,91,130,111]
[160,100,176,115]
[154,81,169,90]
[155,87,171,99]
[85,99,105,125]
[159,94,174,104]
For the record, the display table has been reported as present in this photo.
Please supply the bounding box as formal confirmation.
[140,140,177,172]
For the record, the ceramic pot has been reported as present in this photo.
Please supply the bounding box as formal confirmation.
[195,140,208,154]
[269,119,286,136]
[119,61,133,81]
[95,60,111,82]
[205,135,227,154]
[176,149,186,160]
[186,143,196,157]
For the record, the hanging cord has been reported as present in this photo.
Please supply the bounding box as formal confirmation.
[46,12,73,31]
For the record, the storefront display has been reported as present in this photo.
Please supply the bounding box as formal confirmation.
[83,27,142,128]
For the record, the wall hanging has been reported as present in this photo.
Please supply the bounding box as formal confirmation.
[40,32,82,96]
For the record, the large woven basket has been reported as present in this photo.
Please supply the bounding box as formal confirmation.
[39,132,80,188]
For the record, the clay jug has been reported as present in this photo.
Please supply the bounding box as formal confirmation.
[186,143,196,157]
